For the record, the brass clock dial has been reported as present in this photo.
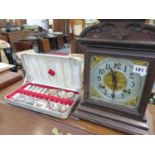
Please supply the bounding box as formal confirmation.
[89,55,149,109]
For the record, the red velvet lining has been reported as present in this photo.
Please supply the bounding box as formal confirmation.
[5,82,31,99]
[48,69,56,76]
[5,89,20,99]
[6,82,76,106]
[29,82,79,94]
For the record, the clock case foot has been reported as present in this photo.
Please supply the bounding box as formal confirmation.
[72,104,149,135]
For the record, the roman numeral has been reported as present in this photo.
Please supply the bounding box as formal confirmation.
[105,64,111,70]
[114,63,121,70]
[98,68,105,74]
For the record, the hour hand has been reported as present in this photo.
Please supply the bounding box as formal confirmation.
[110,68,117,90]
[110,68,117,98]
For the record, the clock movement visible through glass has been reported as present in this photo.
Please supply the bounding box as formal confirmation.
[89,55,149,109]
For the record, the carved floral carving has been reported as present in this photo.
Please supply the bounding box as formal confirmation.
[80,21,155,41]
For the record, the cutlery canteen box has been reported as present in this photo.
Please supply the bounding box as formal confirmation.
[5,53,83,119]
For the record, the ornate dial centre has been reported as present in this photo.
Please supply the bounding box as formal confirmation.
[104,71,127,91]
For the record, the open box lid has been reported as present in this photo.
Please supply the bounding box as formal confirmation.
[21,53,83,91]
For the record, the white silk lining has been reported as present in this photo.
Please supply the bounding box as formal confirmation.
[21,53,82,91]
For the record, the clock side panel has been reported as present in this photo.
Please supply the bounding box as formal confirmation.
[138,58,155,116]
[83,51,92,103]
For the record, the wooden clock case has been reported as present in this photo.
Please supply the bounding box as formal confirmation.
[73,19,155,134]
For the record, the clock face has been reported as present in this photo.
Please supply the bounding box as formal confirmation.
[89,55,149,109]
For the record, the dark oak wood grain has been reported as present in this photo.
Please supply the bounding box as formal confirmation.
[0,70,23,90]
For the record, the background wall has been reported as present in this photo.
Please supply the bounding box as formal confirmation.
[26,19,48,30]
[48,19,53,25]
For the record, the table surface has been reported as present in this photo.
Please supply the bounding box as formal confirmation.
[0,79,155,135]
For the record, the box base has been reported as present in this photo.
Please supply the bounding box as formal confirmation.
[5,82,80,119]
[72,104,149,135]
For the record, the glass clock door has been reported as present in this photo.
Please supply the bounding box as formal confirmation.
[89,55,149,109]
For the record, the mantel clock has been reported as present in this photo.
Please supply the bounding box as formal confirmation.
[73,19,155,134]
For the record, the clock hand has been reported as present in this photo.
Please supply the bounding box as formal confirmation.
[110,68,117,89]
[110,68,117,98]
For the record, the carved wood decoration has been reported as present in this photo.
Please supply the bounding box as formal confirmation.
[79,19,155,48]
[73,19,155,135]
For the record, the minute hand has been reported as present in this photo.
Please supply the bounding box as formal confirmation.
[110,68,117,96]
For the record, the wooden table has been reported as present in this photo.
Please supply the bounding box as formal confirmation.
[0,79,155,135]
[0,70,23,90]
